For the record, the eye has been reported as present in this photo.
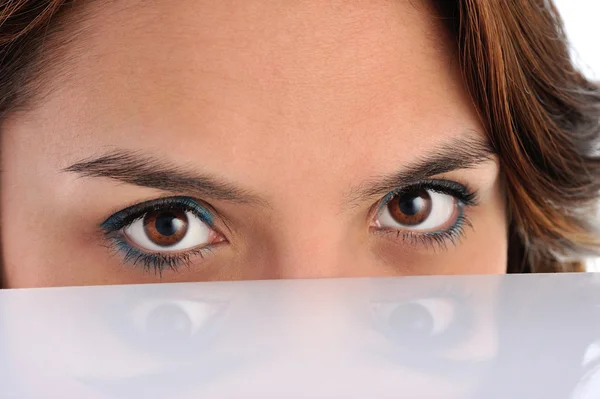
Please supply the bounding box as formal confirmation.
[369,287,475,355]
[374,188,459,232]
[100,196,226,264]
[371,298,456,342]
[132,299,225,339]
[124,209,217,252]
[116,297,229,358]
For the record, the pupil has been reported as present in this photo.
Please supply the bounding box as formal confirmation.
[155,212,182,236]
[398,193,425,216]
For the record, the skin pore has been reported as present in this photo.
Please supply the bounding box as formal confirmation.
[0,0,507,288]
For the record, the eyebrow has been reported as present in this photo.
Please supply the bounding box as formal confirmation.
[64,135,495,208]
[63,150,269,206]
[346,135,496,205]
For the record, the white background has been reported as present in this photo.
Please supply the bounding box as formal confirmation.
[554,1,600,80]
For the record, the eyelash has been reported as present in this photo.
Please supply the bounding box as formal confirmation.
[100,180,478,273]
[100,197,219,275]
[371,179,478,250]
[371,282,475,352]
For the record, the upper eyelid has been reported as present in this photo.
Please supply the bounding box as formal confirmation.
[100,180,476,232]
[376,179,478,204]
[100,196,216,231]
[369,179,478,224]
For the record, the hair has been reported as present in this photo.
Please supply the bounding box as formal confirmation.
[435,0,600,272]
[0,0,598,275]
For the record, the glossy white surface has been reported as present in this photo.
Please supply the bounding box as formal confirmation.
[1,273,600,398]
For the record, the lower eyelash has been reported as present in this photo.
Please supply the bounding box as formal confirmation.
[100,196,220,275]
[373,213,473,251]
[104,234,214,276]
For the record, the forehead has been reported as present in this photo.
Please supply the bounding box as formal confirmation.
[27,0,482,195]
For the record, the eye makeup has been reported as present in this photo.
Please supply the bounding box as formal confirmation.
[370,179,479,250]
[99,179,480,276]
[100,197,221,274]
[101,196,215,231]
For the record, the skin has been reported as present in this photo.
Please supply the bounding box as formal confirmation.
[0,0,507,288]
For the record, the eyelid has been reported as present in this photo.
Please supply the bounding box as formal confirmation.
[100,196,217,233]
[375,179,479,212]
[369,179,478,250]
[100,197,225,274]
[370,179,479,229]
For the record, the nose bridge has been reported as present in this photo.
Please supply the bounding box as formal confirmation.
[249,157,367,279]
[262,208,361,279]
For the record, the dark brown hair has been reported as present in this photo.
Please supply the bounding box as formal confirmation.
[0,0,598,274]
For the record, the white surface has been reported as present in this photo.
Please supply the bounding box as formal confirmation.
[1,274,600,398]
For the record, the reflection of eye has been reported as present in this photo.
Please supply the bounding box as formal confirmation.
[369,284,475,355]
[372,298,456,341]
[76,296,235,396]
[364,287,481,373]
[125,210,213,252]
[375,188,459,232]
[132,299,224,340]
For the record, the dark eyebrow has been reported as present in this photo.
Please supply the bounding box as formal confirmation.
[63,150,269,206]
[346,135,496,205]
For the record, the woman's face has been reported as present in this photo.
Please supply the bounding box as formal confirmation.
[1,0,507,288]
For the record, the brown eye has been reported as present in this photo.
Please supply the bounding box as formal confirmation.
[387,189,433,226]
[143,210,189,247]
[124,209,214,252]
[374,189,459,232]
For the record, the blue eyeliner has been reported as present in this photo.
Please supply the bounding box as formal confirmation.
[373,179,477,247]
[99,196,217,274]
[100,180,478,274]
[108,238,213,274]
[377,179,478,211]
[100,196,215,231]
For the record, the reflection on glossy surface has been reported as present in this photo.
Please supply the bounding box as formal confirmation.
[1,273,600,398]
